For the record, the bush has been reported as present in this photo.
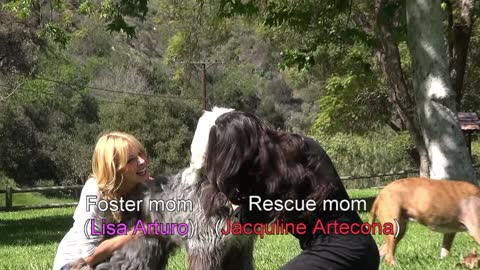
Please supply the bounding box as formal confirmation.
[311,129,416,178]
[471,140,480,165]
[0,172,17,188]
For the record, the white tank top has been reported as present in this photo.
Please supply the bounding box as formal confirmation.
[52,178,113,270]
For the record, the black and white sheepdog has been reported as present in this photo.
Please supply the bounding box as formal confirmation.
[67,107,256,270]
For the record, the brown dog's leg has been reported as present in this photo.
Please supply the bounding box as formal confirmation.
[384,233,397,266]
[378,207,407,266]
[470,229,480,245]
[465,223,480,245]
[387,217,408,266]
[440,233,456,258]
[378,243,387,258]
[462,197,480,246]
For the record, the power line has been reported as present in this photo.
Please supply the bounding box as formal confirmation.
[34,76,202,100]
[0,75,204,103]
[1,83,126,105]
[33,87,130,105]
[32,76,202,100]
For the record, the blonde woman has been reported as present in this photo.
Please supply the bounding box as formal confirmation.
[53,132,152,270]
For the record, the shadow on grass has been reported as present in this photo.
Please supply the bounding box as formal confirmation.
[0,214,72,246]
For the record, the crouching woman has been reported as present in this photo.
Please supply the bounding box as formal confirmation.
[202,111,380,270]
[53,132,151,270]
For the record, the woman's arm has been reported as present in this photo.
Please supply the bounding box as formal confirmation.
[83,228,144,266]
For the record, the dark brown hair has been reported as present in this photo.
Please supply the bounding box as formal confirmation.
[201,111,334,223]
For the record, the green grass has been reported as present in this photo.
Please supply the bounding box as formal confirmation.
[0,190,477,270]
[0,192,76,208]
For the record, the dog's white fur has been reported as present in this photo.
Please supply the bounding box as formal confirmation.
[181,107,234,185]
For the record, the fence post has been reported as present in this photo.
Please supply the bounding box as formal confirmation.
[6,186,13,211]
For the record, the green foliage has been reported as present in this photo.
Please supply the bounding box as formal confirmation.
[218,0,258,18]
[2,0,34,19]
[216,0,355,71]
[0,105,56,185]
[311,129,415,177]
[41,22,71,48]
[263,0,350,32]
[462,23,480,113]
[210,0,394,136]
[0,54,106,186]
[471,140,480,165]
[69,18,114,57]
[256,97,285,128]
[211,64,262,112]
[0,96,102,186]
[0,10,41,74]
[2,0,149,43]
[279,49,315,71]
[78,0,93,14]
[312,72,389,134]
[302,38,390,134]
[164,31,187,65]
[99,97,201,174]
[0,172,17,188]
[105,14,137,38]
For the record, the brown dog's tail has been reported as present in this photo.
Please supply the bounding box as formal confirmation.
[369,196,379,224]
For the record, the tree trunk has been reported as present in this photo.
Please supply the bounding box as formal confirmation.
[373,0,430,176]
[417,142,430,177]
[406,0,477,184]
[446,0,476,111]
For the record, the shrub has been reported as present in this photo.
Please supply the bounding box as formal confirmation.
[311,129,415,177]
[0,172,17,188]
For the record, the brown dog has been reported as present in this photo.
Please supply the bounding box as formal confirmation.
[369,177,480,266]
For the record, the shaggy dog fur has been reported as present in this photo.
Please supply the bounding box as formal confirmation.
[65,107,256,270]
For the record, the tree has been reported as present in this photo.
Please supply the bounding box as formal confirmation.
[370,0,430,175]
[406,0,476,183]
[213,0,478,184]
[371,0,477,178]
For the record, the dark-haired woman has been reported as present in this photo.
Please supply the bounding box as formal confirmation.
[202,111,379,270]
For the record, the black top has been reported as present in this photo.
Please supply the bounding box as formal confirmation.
[292,136,363,249]
[233,136,364,250]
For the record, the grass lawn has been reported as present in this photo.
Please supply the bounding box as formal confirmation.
[0,189,477,270]
[0,192,77,208]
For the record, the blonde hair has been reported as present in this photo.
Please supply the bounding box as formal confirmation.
[91,131,147,221]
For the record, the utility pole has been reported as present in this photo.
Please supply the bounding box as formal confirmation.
[201,63,206,111]
[177,60,223,111]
